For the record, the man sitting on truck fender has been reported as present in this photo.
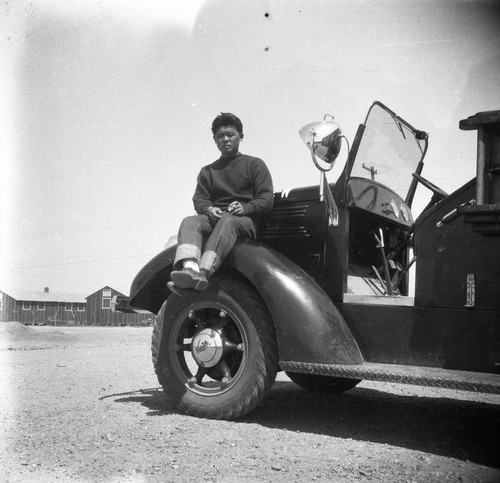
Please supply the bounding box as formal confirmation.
[169,112,274,294]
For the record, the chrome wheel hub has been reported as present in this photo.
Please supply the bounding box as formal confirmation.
[191,328,224,368]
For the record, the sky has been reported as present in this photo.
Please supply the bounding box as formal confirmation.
[1,0,499,296]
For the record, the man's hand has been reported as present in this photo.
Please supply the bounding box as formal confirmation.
[207,206,224,222]
[227,201,245,216]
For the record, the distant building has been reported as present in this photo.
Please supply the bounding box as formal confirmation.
[0,287,87,325]
[0,286,153,326]
[85,286,152,326]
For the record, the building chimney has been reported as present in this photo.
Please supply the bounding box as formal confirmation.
[44,287,49,293]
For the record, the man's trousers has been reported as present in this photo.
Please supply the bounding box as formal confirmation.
[173,213,256,277]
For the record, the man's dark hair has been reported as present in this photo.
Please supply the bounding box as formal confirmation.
[211,113,243,136]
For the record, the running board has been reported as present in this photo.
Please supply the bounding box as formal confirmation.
[280,361,500,395]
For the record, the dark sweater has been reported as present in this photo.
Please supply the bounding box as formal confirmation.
[192,153,274,224]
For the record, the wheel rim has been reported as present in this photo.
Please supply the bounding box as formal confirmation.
[168,301,248,396]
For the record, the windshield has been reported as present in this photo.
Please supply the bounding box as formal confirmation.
[349,102,427,205]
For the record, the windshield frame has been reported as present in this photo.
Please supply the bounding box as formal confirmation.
[343,101,428,207]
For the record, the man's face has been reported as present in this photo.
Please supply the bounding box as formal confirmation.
[214,125,243,158]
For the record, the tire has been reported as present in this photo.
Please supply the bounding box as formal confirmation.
[151,276,279,420]
[286,371,361,394]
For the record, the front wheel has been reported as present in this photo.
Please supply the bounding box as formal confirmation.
[286,371,361,394]
[152,276,278,420]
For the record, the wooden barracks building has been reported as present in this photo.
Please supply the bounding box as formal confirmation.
[0,286,152,326]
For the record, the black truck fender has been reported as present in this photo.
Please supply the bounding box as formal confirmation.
[226,239,363,365]
[128,246,176,314]
[128,239,362,366]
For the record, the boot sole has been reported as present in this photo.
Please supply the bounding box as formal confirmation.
[171,270,208,291]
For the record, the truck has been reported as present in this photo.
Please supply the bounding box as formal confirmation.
[117,101,500,420]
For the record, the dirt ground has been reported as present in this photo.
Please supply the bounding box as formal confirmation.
[1,322,499,483]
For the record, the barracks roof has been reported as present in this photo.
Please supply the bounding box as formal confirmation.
[1,290,87,304]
